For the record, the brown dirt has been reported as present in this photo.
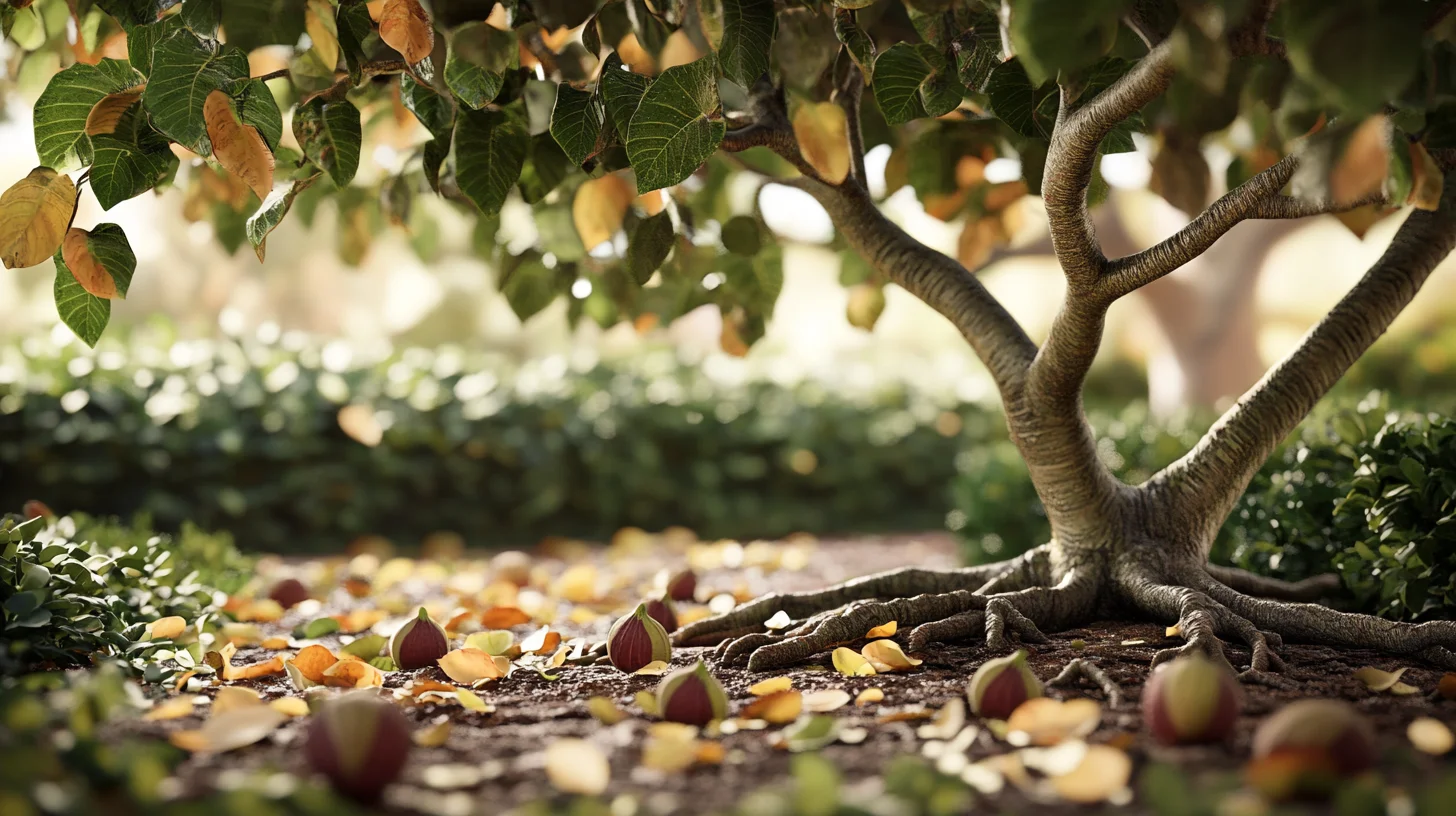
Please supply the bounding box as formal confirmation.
[106,534,1456,814]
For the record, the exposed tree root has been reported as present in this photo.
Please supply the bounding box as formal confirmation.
[677,551,1456,679]
[1202,563,1341,603]
[1048,659,1124,708]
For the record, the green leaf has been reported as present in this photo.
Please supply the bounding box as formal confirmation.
[1008,0,1124,85]
[96,0,183,28]
[246,178,312,261]
[626,210,674,284]
[1400,456,1427,490]
[90,105,179,211]
[141,28,250,154]
[445,21,518,110]
[501,253,570,320]
[293,98,362,187]
[219,0,308,53]
[180,0,222,35]
[83,224,138,298]
[550,84,606,167]
[1,6,15,40]
[986,58,1053,139]
[718,0,775,87]
[1283,1,1425,115]
[34,59,145,170]
[954,12,1001,92]
[340,633,387,659]
[872,43,963,126]
[455,107,531,216]
[518,135,571,204]
[626,56,725,193]
[294,617,341,639]
[624,0,670,56]
[336,0,374,84]
[127,15,185,77]
[230,78,284,151]
[54,253,112,348]
[833,9,876,80]
[399,74,455,141]
[721,215,761,255]
[601,52,651,141]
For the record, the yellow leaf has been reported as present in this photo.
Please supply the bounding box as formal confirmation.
[203,90,274,202]
[572,174,634,250]
[379,0,435,65]
[741,690,802,724]
[1049,744,1131,804]
[414,719,452,747]
[588,696,628,725]
[832,647,876,677]
[455,688,493,712]
[270,697,311,717]
[85,88,144,136]
[1005,697,1102,746]
[802,689,852,713]
[635,689,660,717]
[439,648,508,684]
[1353,665,1407,692]
[957,217,1001,270]
[553,565,598,604]
[1330,115,1390,206]
[865,621,897,639]
[305,1,340,71]
[616,33,655,75]
[520,626,561,655]
[658,29,704,71]
[749,676,793,696]
[855,688,884,707]
[290,644,339,685]
[0,167,76,269]
[260,636,291,650]
[148,616,187,640]
[211,686,264,716]
[546,739,610,795]
[169,706,287,754]
[1409,717,1454,755]
[464,631,515,656]
[792,102,850,184]
[144,697,197,721]
[633,660,671,676]
[861,639,922,672]
[1408,142,1444,211]
[337,404,383,447]
[321,658,384,688]
[60,228,122,299]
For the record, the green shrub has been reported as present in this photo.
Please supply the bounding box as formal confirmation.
[0,514,248,678]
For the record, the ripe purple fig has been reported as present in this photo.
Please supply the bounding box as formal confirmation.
[304,691,411,802]
[967,649,1043,719]
[389,607,450,671]
[267,578,310,610]
[1142,653,1241,746]
[657,660,728,726]
[645,595,678,633]
[1250,699,1376,789]
[606,603,672,673]
[666,569,697,602]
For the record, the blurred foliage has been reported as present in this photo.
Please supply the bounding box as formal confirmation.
[1,513,249,678]
[0,334,981,549]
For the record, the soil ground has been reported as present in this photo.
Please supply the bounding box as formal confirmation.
[107,534,1456,815]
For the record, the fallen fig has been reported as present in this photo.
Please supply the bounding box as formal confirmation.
[607,603,672,673]
[267,578,310,610]
[657,660,728,726]
[1248,699,1376,800]
[645,595,679,633]
[1142,653,1240,745]
[390,607,450,671]
[304,691,411,802]
[666,569,697,602]
[968,649,1042,719]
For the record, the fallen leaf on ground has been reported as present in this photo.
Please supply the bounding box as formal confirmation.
[144,697,197,721]
[1440,673,1456,700]
[225,655,287,681]
[414,719,452,747]
[749,676,793,696]
[742,690,803,724]
[633,660,670,676]
[635,690,660,717]
[212,686,263,715]
[862,639,922,672]
[917,698,966,740]
[855,688,884,706]
[833,647,876,677]
[764,610,792,630]
[170,706,287,754]
[1049,744,1131,804]
[865,621,898,638]
[520,626,561,654]
[291,644,339,684]
[1005,698,1101,747]
[270,697,311,717]
[802,689,852,713]
[588,696,628,725]
[1353,666,1408,692]
[260,636,290,650]
[456,688,493,713]
[1409,717,1454,755]
[322,657,384,688]
[148,616,187,640]
[479,606,532,629]
[439,648,509,684]
[545,739,609,795]
[464,630,514,655]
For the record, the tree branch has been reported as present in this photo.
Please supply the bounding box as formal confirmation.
[834,62,868,190]
[1157,188,1456,542]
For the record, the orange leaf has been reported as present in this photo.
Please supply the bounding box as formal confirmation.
[85,88,144,136]
[203,90,274,202]
[573,174,635,250]
[1408,142,1444,211]
[792,102,851,185]
[60,228,120,299]
[292,644,339,684]
[740,690,803,724]
[439,648,509,684]
[379,0,434,65]
[226,656,287,681]
[1329,115,1389,206]
[322,658,384,688]
[480,606,532,628]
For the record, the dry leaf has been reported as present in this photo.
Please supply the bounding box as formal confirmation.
[1005,698,1102,747]
[866,621,898,639]
[212,686,264,715]
[85,88,144,136]
[203,90,274,202]
[658,29,704,71]
[379,0,434,65]
[741,690,802,724]
[1164,624,1182,638]
[291,644,339,684]
[1390,681,1421,695]
[1408,717,1454,755]
[144,697,197,721]
[916,698,966,740]
[337,404,383,447]
[633,660,671,677]
[414,719,452,747]
[802,689,852,713]
[439,648,509,684]
[1353,666,1407,692]
[321,657,384,688]
[0,167,77,269]
[1049,744,1132,804]
[1330,115,1390,206]
[764,610,792,630]
[520,626,561,655]
[480,606,532,629]
[957,218,1002,269]
[588,696,628,725]
[832,647,876,677]
[855,688,884,706]
[545,739,609,795]
[270,697,311,717]
[148,616,187,640]
[573,174,634,250]
[1439,673,1456,700]
[226,656,287,681]
[554,564,598,603]
[169,706,287,754]
[464,630,515,656]
[749,676,793,696]
[617,33,655,75]
[305,1,340,70]
[455,688,492,712]
[861,639,922,672]
[792,102,851,185]
[1408,142,1443,211]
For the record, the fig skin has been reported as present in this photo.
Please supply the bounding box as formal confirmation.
[607,603,672,673]
[967,650,1042,719]
[1142,653,1241,746]
[645,596,678,633]
[267,578,310,609]
[304,692,412,802]
[666,570,697,602]
[1252,699,1376,775]
[657,661,728,726]
[390,607,450,671]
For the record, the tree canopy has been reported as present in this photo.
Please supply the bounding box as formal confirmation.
[0,0,1450,347]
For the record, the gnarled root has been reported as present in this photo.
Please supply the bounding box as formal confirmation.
[1203,563,1341,603]
[1048,658,1124,707]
